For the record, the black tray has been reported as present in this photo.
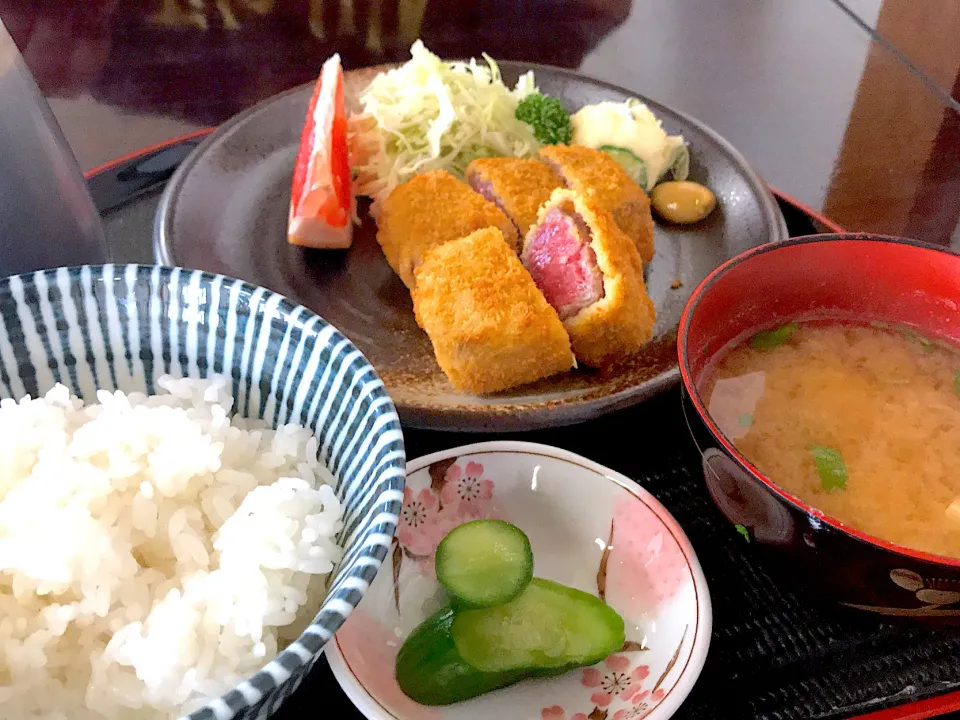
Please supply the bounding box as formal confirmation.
[90,142,960,720]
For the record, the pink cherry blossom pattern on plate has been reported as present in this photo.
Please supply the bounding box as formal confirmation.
[336,608,442,720]
[398,486,443,557]
[606,496,690,608]
[612,689,667,719]
[397,464,498,579]
[541,706,588,720]
[441,461,494,518]
[580,654,650,708]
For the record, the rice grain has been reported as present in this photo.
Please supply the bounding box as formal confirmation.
[0,376,343,719]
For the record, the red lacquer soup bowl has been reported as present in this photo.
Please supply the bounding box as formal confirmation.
[678,233,960,625]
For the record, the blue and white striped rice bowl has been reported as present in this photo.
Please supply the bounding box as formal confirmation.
[0,264,405,720]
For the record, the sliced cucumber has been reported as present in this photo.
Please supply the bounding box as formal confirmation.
[435,520,534,608]
[395,606,525,706]
[451,578,625,673]
[668,144,690,182]
[600,145,648,190]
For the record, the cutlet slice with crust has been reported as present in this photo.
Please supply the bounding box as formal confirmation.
[537,145,655,265]
[465,157,563,237]
[376,170,519,289]
[522,188,655,369]
[413,227,575,394]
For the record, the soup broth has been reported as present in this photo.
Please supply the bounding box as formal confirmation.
[702,322,960,559]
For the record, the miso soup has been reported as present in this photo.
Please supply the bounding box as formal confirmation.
[702,322,960,559]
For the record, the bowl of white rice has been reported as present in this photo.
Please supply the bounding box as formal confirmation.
[0,265,405,720]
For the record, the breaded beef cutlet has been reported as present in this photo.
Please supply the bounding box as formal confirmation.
[465,157,562,237]
[521,188,655,368]
[413,227,575,394]
[376,170,519,288]
[538,145,655,265]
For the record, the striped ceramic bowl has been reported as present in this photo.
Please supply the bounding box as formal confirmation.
[0,264,406,720]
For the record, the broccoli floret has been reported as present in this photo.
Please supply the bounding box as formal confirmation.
[515,93,573,145]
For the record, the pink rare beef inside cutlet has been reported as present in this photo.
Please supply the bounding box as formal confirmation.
[467,176,513,231]
[521,207,605,320]
[468,176,498,205]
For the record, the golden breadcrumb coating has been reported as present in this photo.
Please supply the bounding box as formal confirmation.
[465,157,563,236]
[413,227,575,394]
[538,145,655,265]
[376,170,519,288]
[527,188,655,368]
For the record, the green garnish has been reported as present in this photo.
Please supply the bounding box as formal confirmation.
[734,524,751,543]
[953,369,960,397]
[599,145,648,189]
[667,144,690,182]
[436,520,533,608]
[515,93,573,145]
[900,327,936,353]
[810,446,847,491]
[395,521,625,706]
[737,413,753,428]
[749,323,800,350]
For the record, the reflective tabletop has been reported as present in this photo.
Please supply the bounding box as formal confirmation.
[6,0,958,245]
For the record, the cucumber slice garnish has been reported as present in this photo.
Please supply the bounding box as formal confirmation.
[395,606,526,706]
[397,522,627,705]
[669,144,690,182]
[436,520,534,608]
[451,578,625,672]
[599,145,648,190]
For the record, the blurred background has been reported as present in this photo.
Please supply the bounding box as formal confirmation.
[5,0,960,243]
[1,0,630,128]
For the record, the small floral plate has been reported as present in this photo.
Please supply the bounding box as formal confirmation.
[327,441,711,720]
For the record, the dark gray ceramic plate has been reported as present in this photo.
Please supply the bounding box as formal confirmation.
[155,63,786,432]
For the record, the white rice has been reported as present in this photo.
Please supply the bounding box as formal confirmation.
[0,375,343,719]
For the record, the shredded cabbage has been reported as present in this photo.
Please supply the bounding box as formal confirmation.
[349,41,541,213]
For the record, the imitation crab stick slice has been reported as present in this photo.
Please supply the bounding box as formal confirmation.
[288,53,354,249]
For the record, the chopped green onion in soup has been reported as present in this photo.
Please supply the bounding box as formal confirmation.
[810,446,848,491]
[900,327,936,353]
[702,323,960,558]
[749,323,799,350]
